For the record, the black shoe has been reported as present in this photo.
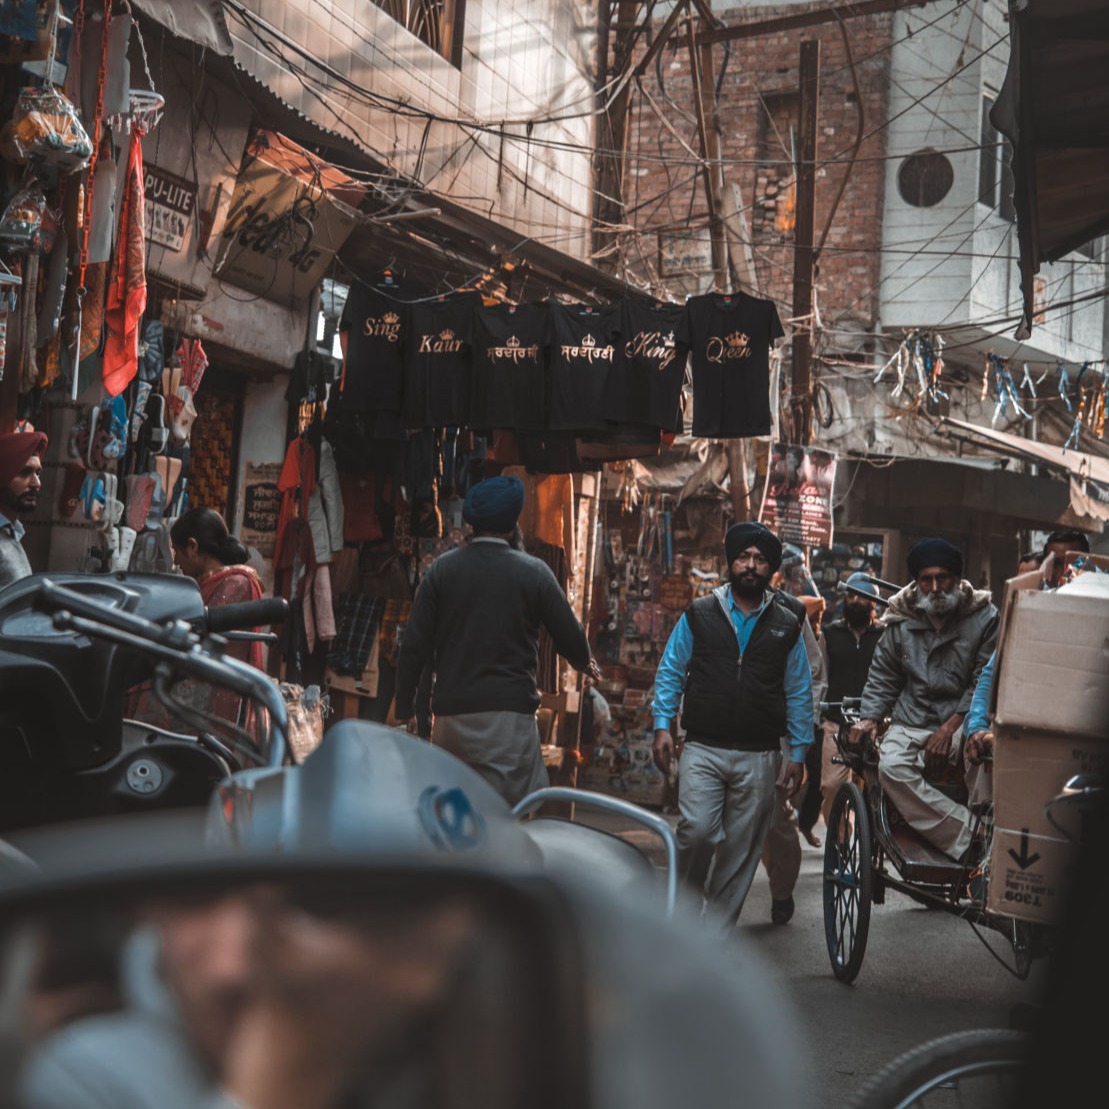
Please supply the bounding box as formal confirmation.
[960,838,986,869]
[771,896,795,925]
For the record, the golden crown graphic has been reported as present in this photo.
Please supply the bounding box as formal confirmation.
[581,334,597,348]
[440,329,455,341]
[382,311,400,325]
[506,336,521,348]
[726,330,749,347]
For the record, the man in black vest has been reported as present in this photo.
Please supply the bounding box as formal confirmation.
[652,522,813,927]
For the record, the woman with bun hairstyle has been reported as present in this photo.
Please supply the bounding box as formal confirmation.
[128,508,267,746]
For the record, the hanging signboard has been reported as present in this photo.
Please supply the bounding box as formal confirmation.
[240,461,283,558]
[144,165,195,253]
[758,442,837,548]
[213,130,365,306]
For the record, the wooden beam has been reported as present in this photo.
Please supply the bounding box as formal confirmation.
[695,0,930,45]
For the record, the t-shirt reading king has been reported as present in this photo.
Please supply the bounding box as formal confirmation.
[469,302,548,432]
[546,301,619,431]
[337,285,407,413]
[685,291,784,438]
[604,298,690,433]
[401,291,483,428]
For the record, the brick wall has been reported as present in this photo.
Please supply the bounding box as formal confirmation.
[620,3,894,352]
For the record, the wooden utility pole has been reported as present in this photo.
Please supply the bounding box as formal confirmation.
[687,19,729,293]
[790,39,820,446]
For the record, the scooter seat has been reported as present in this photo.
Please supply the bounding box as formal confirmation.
[521,816,658,894]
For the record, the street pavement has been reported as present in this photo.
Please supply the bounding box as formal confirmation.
[573,808,1050,1109]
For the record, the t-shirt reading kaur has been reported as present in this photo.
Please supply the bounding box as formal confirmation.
[685,291,784,438]
[401,291,482,428]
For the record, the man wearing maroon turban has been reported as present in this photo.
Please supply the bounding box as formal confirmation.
[0,429,48,589]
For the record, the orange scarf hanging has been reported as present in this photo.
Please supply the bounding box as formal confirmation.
[102,128,147,397]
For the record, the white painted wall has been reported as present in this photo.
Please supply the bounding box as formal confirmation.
[230,0,596,261]
[879,1,1107,364]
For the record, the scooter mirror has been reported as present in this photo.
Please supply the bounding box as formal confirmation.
[0,861,586,1109]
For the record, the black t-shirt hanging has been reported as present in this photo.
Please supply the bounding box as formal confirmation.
[604,299,690,432]
[545,301,618,431]
[469,302,548,432]
[401,291,483,428]
[685,291,784,438]
[337,284,407,413]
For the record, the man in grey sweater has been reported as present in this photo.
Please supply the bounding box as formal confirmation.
[0,429,48,591]
[395,475,601,805]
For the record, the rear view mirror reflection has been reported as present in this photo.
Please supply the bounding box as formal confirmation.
[0,871,582,1109]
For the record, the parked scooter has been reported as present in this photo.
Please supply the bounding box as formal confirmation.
[0,572,288,833]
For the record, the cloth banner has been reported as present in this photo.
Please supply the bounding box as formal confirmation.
[758,442,837,548]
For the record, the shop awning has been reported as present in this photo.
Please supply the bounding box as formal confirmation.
[992,0,1109,339]
[935,416,1109,524]
[131,0,233,55]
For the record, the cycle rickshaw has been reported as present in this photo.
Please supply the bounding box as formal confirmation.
[819,576,1053,985]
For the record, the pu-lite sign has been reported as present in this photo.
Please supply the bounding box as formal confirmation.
[144,165,195,253]
[214,130,365,305]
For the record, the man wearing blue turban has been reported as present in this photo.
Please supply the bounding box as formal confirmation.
[395,476,601,805]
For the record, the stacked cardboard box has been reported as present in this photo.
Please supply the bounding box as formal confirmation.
[986,558,1109,925]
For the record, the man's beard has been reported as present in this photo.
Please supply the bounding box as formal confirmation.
[918,587,958,618]
[730,568,770,600]
[844,603,871,628]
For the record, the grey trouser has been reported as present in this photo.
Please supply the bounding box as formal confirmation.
[760,783,802,901]
[677,742,781,927]
[432,710,548,808]
[878,723,972,860]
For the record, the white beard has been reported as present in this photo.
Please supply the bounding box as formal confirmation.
[918,588,957,618]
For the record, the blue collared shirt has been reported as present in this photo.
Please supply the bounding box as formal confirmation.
[0,511,25,543]
[652,588,814,762]
[964,649,995,736]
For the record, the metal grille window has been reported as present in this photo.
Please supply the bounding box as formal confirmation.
[372,0,466,67]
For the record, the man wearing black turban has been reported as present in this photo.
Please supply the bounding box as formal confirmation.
[651,520,813,928]
[851,536,998,864]
[395,476,602,805]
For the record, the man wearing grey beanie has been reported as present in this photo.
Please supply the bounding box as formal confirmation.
[850,536,998,865]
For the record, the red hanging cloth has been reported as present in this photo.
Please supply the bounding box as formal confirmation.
[102,129,147,397]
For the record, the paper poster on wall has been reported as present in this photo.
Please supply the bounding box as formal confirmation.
[758,442,837,548]
[240,461,283,558]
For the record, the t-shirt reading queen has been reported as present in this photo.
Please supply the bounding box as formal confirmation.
[685,291,784,438]
[337,284,407,413]
[604,298,690,433]
[469,302,549,432]
[401,290,483,428]
[545,301,619,431]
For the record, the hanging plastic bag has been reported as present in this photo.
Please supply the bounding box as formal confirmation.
[0,181,46,248]
[9,86,92,171]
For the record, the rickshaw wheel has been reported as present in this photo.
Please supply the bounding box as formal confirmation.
[823,780,872,983]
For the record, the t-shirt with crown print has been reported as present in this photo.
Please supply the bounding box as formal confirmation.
[401,291,483,428]
[603,298,690,433]
[685,291,784,438]
[545,301,619,431]
[469,302,549,432]
[337,284,407,413]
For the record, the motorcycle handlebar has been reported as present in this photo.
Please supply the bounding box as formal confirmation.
[201,597,289,635]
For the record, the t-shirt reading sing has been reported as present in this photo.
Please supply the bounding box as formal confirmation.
[401,291,483,428]
[545,301,619,431]
[338,284,407,413]
[469,302,548,432]
[604,299,690,433]
[685,291,784,438]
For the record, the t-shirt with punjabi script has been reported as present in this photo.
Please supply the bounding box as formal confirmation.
[685,291,784,438]
[604,298,690,432]
[545,301,619,431]
[469,302,548,432]
[338,284,407,413]
[401,291,483,428]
